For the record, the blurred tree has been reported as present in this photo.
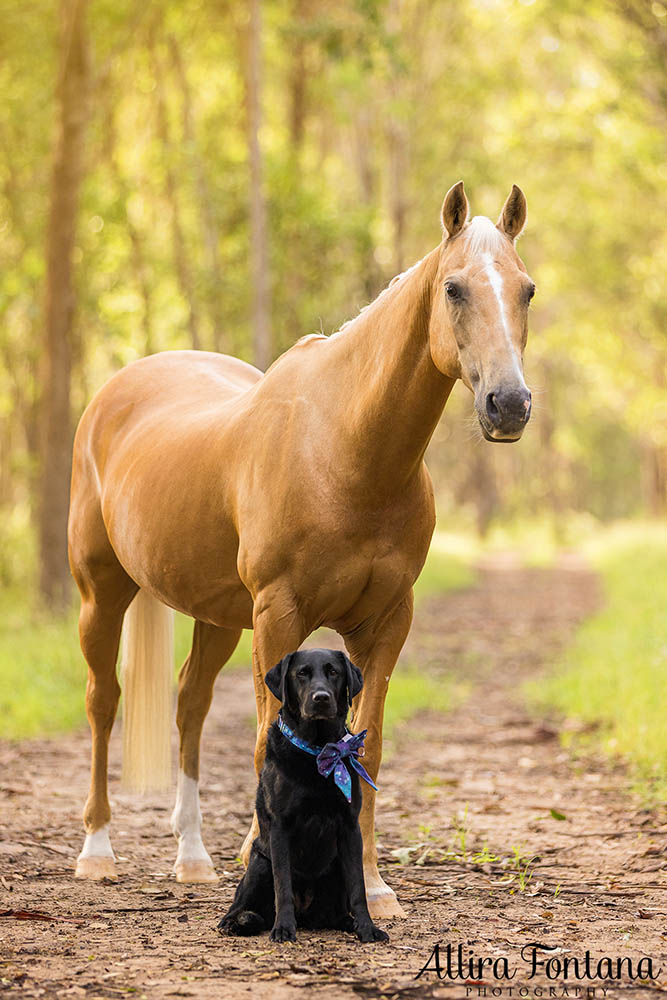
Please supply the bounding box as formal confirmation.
[245,0,272,370]
[38,0,90,611]
[0,0,665,608]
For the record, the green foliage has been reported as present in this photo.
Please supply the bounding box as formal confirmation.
[382,665,466,742]
[0,589,83,739]
[173,615,253,676]
[528,524,667,797]
[3,0,667,576]
[413,533,476,599]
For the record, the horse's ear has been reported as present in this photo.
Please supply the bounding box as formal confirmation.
[336,651,363,707]
[265,652,296,705]
[497,184,527,241]
[441,181,469,239]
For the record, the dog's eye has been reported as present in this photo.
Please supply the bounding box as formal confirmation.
[297,668,310,678]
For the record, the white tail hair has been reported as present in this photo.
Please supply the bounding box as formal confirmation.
[121,590,174,792]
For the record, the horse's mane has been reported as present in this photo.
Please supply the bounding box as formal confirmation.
[333,255,428,338]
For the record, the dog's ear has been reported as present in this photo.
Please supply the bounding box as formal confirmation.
[336,651,363,706]
[265,652,296,705]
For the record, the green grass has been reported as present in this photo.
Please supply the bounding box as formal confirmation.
[0,589,84,739]
[0,532,473,740]
[375,533,475,739]
[527,522,667,798]
[383,666,468,741]
[413,532,476,600]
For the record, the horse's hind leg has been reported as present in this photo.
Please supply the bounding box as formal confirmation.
[73,562,137,879]
[171,620,241,882]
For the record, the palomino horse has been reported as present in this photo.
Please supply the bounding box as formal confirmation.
[68,182,534,918]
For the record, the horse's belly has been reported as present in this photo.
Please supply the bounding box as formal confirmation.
[101,447,253,628]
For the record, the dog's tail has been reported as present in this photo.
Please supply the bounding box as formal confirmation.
[121,589,174,792]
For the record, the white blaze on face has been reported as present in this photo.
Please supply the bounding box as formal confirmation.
[481,251,524,381]
[171,770,214,865]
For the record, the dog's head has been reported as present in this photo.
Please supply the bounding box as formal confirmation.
[265,648,363,721]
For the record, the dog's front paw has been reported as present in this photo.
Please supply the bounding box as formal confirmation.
[270,919,297,943]
[356,921,389,943]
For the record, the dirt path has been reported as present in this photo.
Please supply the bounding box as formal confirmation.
[1,560,665,1000]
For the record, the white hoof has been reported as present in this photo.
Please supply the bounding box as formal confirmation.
[174,859,220,883]
[75,855,117,879]
[365,871,407,918]
[76,826,116,879]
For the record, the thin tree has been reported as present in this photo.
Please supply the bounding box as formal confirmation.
[169,35,227,353]
[151,27,202,351]
[38,0,90,611]
[245,0,272,370]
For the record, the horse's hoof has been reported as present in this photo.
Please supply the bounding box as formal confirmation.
[174,860,220,883]
[75,856,117,880]
[365,875,407,919]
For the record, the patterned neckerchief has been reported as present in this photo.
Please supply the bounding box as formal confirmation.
[276,714,378,803]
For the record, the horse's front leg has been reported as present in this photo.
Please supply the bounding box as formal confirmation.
[345,591,413,919]
[240,584,306,866]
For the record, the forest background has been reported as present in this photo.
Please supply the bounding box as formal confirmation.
[0,0,665,783]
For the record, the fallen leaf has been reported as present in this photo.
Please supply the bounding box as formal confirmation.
[0,909,54,922]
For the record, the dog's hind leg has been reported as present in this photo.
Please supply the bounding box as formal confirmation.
[172,621,242,883]
[218,844,274,936]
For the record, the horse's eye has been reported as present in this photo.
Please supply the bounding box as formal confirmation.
[527,284,536,302]
[445,281,460,300]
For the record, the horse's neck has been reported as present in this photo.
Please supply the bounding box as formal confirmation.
[324,247,455,495]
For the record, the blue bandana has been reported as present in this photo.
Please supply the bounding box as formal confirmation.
[276,715,379,803]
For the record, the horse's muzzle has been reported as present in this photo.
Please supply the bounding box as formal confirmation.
[477,385,532,442]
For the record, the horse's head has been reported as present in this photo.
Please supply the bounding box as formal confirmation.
[429,181,535,442]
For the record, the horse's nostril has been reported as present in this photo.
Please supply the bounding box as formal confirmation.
[522,393,532,421]
[486,392,501,426]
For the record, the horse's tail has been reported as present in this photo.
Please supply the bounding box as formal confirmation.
[121,589,174,792]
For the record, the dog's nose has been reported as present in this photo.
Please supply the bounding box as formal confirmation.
[312,690,332,705]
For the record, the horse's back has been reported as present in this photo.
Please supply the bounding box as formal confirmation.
[74,351,262,482]
[85,350,260,429]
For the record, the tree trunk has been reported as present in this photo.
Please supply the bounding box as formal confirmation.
[387,0,408,275]
[102,79,155,356]
[641,440,667,516]
[354,108,382,300]
[288,0,308,158]
[169,35,228,353]
[38,0,90,612]
[151,30,201,351]
[245,0,272,370]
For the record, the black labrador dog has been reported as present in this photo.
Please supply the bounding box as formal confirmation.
[218,648,389,944]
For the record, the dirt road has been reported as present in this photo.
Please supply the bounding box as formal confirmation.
[1,560,665,999]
